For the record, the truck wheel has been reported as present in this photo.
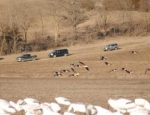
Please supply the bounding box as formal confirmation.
[115,47,118,50]
[53,55,56,58]
[21,59,25,62]
[64,53,67,56]
[32,58,36,61]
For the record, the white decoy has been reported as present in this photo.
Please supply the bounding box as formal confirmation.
[129,108,149,115]
[108,98,136,113]
[134,98,150,110]
[11,100,41,115]
[63,112,77,115]
[0,99,16,114]
[94,105,111,115]
[40,103,61,115]
[55,97,71,106]
[67,102,86,113]
[24,98,40,105]
[43,102,61,112]
[86,104,97,115]
[0,107,8,114]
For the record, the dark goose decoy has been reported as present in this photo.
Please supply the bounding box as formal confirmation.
[70,62,89,71]
[69,68,79,77]
[109,69,117,73]
[129,51,138,54]
[100,56,107,60]
[54,71,62,77]
[144,68,150,75]
[105,62,112,66]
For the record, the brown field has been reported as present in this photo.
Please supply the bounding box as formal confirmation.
[0,36,150,114]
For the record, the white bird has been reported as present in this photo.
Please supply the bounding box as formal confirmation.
[63,112,77,115]
[11,99,41,115]
[23,98,40,105]
[43,102,61,112]
[0,99,17,114]
[134,98,150,110]
[108,98,136,113]
[94,105,111,115]
[67,102,86,113]
[129,108,149,115]
[86,104,97,115]
[55,97,71,106]
[40,103,61,115]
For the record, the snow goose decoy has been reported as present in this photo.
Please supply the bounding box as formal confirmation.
[105,62,112,66]
[55,97,71,106]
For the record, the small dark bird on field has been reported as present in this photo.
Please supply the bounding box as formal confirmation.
[100,56,107,60]
[129,51,138,54]
[69,68,79,77]
[54,71,62,77]
[60,69,70,73]
[70,62,89,71]
[109,69,117,73]
[105,62,112,65]
[78,62,89,71]
[122,68,127,71]
[125,70,132,74]
[144,68,150,75]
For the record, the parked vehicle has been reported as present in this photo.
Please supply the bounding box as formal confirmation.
[16,54,37,62]
[103,43,118,51]
[48,49,69,58]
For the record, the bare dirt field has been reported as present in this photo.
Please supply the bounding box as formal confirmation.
[0,36,150,114]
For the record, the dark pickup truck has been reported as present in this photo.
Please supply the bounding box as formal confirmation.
[16,54,37,62]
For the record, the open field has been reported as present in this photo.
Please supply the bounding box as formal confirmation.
[0,36,150,115]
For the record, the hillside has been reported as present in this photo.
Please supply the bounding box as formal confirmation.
[0,0,150,55]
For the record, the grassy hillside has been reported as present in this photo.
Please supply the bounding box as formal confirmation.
[0,0,150,54]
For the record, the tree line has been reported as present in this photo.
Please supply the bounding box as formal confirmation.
[0,0,150,55]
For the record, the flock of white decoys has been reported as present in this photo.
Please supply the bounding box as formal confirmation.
[0,96,150,115]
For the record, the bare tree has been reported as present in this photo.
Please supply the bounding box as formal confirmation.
[94,2,111,35]
[15,1,35,52]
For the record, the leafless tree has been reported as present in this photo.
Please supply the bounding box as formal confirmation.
[14,1,35,52]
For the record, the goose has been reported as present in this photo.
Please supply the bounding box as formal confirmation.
[54,71,63,77]
[69,68,79,77]
[67,102,86,113]
[134,98,150,110]
[109,69,117,73]
[55,97,71,106]
[60,69,70,73]
[105,62,112,66]
[108,98,136,113]
[129,51,138,54]
[0,99,17,114]
[86,104,97,115]
[40,103,61,115]
[64,112,77,115]
[99,56,107,60]
[79,62,89,71]
[125,70,132,74]
[43,102,61,113]
[70,62,89,71]
[144,68,150,75]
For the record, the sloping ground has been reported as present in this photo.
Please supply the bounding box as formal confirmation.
[0,36,150,79]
